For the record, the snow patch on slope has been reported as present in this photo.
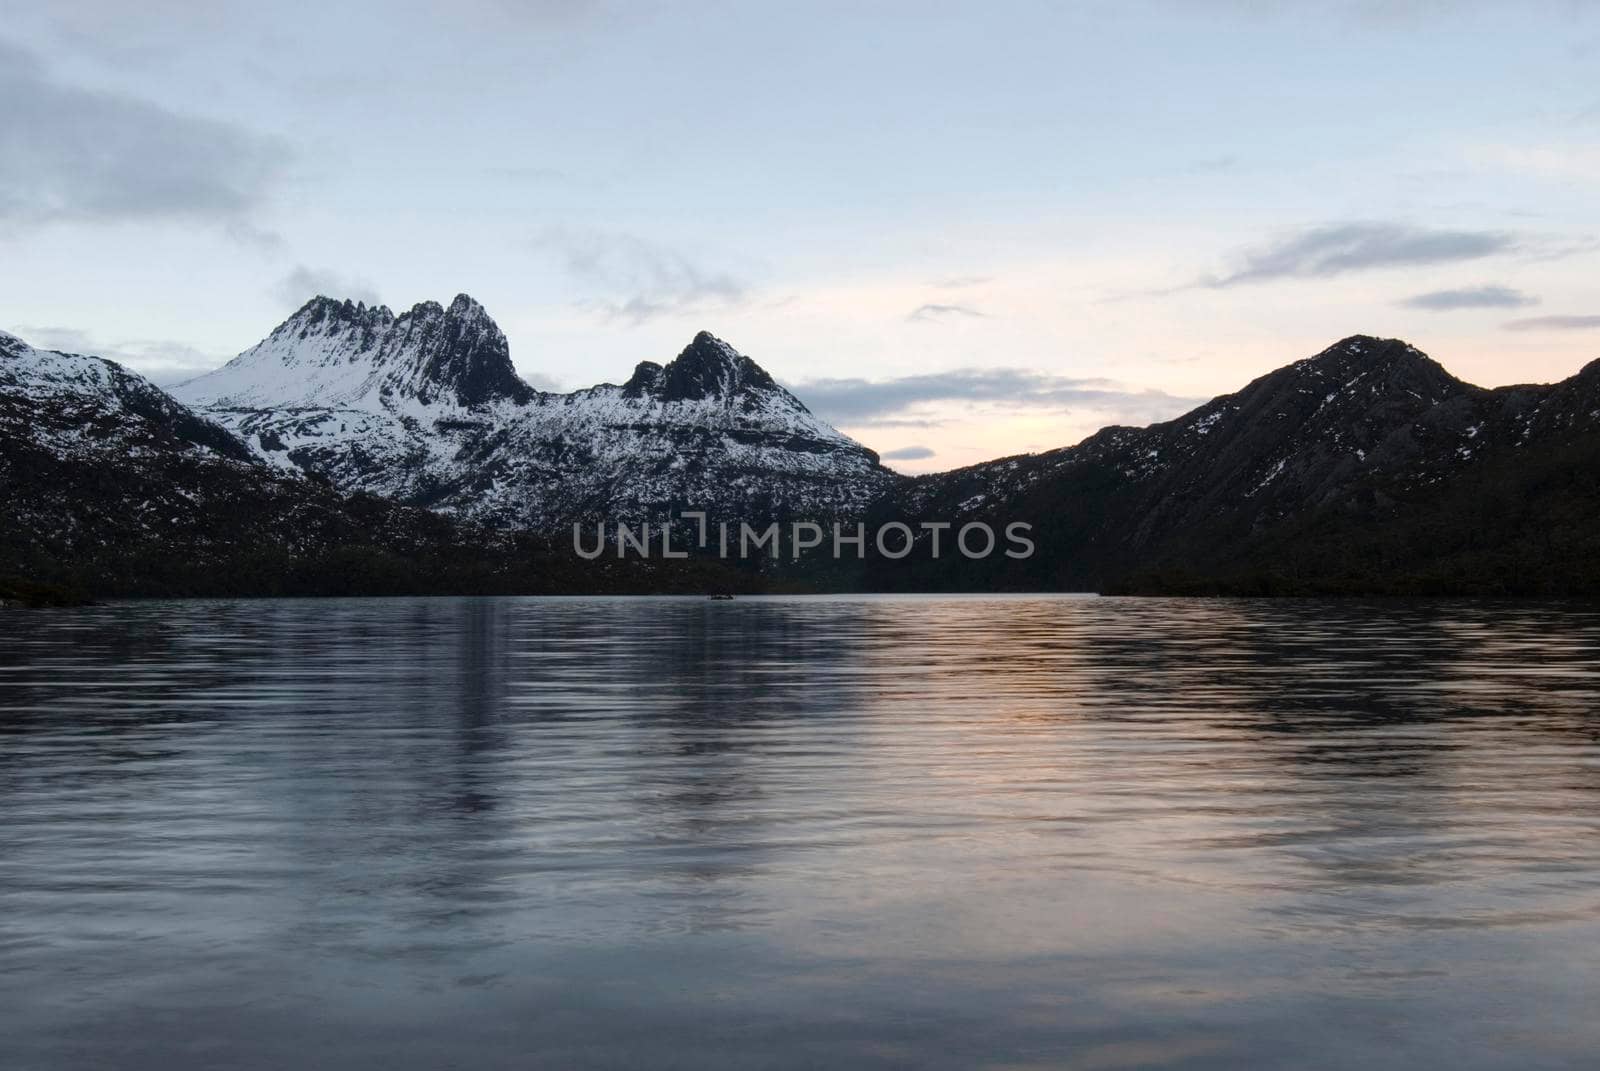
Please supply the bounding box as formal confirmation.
[172,300,896,528]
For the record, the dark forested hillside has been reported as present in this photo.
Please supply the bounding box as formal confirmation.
[861,338,1600,596]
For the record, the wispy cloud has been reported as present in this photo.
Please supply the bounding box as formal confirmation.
[1398,285,1538,311]
[1201,222,1515,287]
[908,303,985,322]
[16,325,223,382]
[850,416,949,429]
[1503,314,1600,331]
[0,39,285,238]
[530,225,746,325]
[790,368,1201,427]
[273,266,381,309]
[881,445,936,461]
[1470,143,1600,182]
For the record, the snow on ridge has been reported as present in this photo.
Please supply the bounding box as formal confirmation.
[161,298,891,528]
[173,296,864,449]
[0,329,249,465]
[172,297,455,409]
[1,331,127,400]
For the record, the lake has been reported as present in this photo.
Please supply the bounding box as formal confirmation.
[3,595,1599,1069]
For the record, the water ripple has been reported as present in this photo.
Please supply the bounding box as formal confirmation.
[2,595,1599,1069]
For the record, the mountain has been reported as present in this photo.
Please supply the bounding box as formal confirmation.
[0,330,758,598]
[172,296,897,529]
[863,336,1600,594]
[2,327,258,467]
[8,313,1598,598]
[171,293,534,410]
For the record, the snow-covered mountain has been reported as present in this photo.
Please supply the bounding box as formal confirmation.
[174,293,532,409]
[2,328,253,466]
[172,295,898,529]
[0,327,452,577]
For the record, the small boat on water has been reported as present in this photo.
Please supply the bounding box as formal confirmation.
[707,593,735,601]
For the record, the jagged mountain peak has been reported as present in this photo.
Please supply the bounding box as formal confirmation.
[621,360,664,397]
[392,292,531,408]
[448,292,488,317]
[674,330,754,374]
[295,293,393,316]
[389,293,490,324]
[175,293,534,410]
[621,330,793,406]
[285,296,398,340]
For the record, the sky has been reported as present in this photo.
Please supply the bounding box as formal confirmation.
[2,0,1598,473]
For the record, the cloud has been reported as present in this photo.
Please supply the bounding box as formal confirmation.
[530,226,746,325]
[790,368,1201,427]
[274,266,381,308]
[849,416,949,429]
[881,445,936,461]
[1503,314,1600,331]
[1201,222,1515,287]
[16,325,223,382]
[929,275,992,289]
[1470,143,1600,182]
[0,39,286,235]
[522,371,563,392]
[1398,285,1538,311]
[908,303,985,322]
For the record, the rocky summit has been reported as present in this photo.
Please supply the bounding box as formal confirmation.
[171,298,897,529]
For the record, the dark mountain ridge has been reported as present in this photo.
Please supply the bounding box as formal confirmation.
[863,335,1600,594]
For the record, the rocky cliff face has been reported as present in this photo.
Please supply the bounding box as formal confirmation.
[172,299,898,529]
[174,294,533,409]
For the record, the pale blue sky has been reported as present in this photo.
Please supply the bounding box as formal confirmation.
[2,0,1597,470]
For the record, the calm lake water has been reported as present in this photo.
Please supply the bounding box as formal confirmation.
[3,595,1599,1070]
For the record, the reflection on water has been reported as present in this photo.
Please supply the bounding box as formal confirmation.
[2,595,1599,1069]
